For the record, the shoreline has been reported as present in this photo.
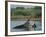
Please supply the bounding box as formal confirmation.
[11,16,41,21]
[11,18,41,21]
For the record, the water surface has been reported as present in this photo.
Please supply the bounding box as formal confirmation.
[10,19,42,32]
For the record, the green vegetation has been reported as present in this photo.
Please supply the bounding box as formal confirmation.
[11,6,42,19]
[31,6,42,18]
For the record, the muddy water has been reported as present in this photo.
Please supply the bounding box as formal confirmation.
[10,19,42,32]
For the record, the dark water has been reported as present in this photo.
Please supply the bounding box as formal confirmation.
[10,19,42,32]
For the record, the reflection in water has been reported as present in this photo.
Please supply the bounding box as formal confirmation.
[10,19,42,32]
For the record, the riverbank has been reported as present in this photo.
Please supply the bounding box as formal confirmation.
[11,16,41,21]
[11,18,41,21]
[11,16,41,19]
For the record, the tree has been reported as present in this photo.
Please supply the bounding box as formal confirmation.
[16,7,25,9]
[31,6,42,18]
